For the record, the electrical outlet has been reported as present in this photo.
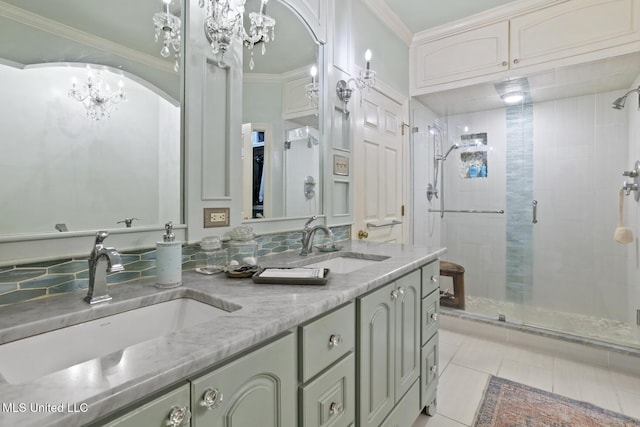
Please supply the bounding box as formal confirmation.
[204,208,230,228]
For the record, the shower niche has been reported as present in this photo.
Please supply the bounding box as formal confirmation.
[457,132,488,179]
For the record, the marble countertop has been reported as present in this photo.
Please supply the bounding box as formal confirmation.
[0,240,444,426]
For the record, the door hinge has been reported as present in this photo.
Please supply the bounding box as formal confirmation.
[637,309,640,326]
[401,205,405,216]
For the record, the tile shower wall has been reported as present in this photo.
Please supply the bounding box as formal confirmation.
[0,225,350,307]
[627,74,640,340]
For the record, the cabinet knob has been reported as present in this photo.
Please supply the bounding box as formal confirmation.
[431,275,438,283]
[166,406,191,427]
[329,401,343,415]
[329,334,342,347]
[513,58,520,64]
[397,287,405,295]
[391,289,399,300]
[430,365,438,375]
[501,61,508,66]
[357,230,369,239]
[431,312,438,321]
[201,388,224,410]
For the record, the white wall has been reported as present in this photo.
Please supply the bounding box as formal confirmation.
[0,64,180,235]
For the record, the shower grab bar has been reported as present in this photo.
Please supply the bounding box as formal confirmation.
[532,200,538,224]
[366,220,403,228]
[428,209,504,214]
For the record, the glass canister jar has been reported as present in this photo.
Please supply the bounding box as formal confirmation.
[227,226,258,266]
[197,235,228,273]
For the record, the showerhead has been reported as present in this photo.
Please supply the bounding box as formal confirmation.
[611,86,640,110]
[612,96,627,110]
[427,123,442,136]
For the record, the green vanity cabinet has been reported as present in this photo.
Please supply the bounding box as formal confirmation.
[420,260,440,415]
[190,332,297,427]
[357,270,421,427]
[298,302,356,427]
[101,383,191,427]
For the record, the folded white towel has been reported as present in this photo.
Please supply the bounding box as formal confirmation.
[259,268,324,279]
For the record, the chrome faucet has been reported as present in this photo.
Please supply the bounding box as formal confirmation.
[300,216,334,256]
[85,231,124,304]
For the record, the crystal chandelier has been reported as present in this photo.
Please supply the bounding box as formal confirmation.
[153,0,182,72]
[305,65,319,109]
[200,0,276,69]
[68,70,127,121]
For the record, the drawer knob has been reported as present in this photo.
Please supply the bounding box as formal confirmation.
[166,406,191,427]
[430,365,438,375]
[201,388,223,410]
[431,275,438,283]
[329,401,343,415]
[501,61,508,66]
[329,334,343,347]
[431,312,438,321]
[513,58,520,64]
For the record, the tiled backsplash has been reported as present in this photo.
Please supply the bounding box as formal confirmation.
[0,225,350,307]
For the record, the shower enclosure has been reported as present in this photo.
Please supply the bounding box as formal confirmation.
[412,52,640,349]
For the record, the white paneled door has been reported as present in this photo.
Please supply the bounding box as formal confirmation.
[353,87,407,243]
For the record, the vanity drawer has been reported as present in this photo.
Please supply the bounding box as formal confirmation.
[421,332,439,410]
[421,289,439,345]
[421,260,440,298]
[300,352,355,427]
[300,302,355,382]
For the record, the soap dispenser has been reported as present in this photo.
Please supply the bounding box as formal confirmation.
[156,221,182,288]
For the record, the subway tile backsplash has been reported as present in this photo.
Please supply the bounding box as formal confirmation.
[0,225,350,306]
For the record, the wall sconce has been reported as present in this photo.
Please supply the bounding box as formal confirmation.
[153,0,182,72]
[305,65,319,109]
[336,49,376,113]
[68,69,127,121]
[200,0,276,69]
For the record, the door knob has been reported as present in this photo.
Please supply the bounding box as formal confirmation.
[357,230,368,239]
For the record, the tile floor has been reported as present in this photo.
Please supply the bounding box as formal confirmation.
[412,325,640,426]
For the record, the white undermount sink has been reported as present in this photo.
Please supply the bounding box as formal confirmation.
[302,252,390,274]
[0,298,234,384]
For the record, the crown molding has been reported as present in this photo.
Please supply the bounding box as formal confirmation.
[0,1,174,74]
[362,0,413,46]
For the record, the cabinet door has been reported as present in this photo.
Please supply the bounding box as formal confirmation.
[380,380,420,427]
[412,21,509,89]
[510,0,640,69]
[357,282,396,427]
[103,384,191,427]
[421,332,439,413]
[394,271,420,400]
[191,333,296,427]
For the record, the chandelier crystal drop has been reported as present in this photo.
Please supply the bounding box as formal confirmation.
[305,65,319,109]
[200,0,275,69]
[153,0,182,72]
[68,70,127,121]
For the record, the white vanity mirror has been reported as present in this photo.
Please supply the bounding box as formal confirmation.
[241,0,322,221]
[0,0,182,238]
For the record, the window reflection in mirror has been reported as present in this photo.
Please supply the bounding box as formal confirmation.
[241,0,321,221]
[0,0,182,236]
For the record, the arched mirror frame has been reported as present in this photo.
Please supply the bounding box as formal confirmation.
[236,0,331,236]
[0,0,187,265]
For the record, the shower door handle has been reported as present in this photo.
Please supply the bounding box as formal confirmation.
[532,200,538,224]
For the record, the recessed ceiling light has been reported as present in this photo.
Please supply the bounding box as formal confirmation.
[502,92,524,104]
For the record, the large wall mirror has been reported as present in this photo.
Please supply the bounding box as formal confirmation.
[241,0,322,221]
[0,0,182,238]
